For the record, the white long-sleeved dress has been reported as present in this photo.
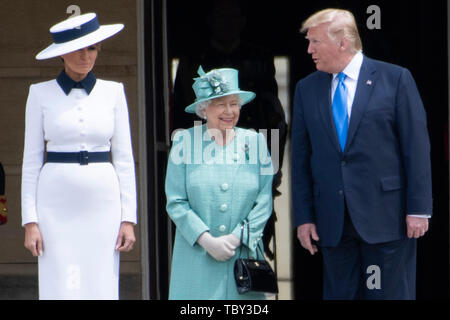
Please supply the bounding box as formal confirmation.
[21,78,137,300]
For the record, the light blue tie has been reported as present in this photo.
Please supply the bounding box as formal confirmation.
[332,72,349,151]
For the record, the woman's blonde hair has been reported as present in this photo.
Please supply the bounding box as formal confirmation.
[300,8,362,53]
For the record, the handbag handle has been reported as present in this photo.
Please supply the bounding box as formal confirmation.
[238,219,264,260]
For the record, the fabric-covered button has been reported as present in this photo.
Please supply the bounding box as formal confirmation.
[219,225,226,232]
[220,204,228,212]
[221,183,229,191]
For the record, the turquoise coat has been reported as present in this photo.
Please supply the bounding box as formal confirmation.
[165,125,274,300]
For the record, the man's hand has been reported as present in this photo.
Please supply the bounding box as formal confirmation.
[406,216,429,239]
[297,223,320,255]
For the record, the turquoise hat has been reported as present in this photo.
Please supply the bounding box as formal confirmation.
[185,66,256,113]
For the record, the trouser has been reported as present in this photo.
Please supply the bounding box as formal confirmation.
[321,209,417,300]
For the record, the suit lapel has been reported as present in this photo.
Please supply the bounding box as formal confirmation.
[344,57,378,153]
[318,73,341,154]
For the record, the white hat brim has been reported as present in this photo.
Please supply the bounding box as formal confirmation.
[36,24,124,60]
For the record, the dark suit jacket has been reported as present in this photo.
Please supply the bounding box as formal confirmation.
[291,56,432,247]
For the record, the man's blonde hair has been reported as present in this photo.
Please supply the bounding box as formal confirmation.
[301,8,362,53]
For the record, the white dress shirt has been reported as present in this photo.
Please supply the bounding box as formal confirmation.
[331,50,363,119]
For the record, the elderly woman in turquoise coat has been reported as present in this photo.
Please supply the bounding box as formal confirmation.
[165,66,274,299]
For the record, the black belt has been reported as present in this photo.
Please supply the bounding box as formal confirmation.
[46,151,110,165]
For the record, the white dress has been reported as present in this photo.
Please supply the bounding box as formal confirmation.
[21,79,137,300]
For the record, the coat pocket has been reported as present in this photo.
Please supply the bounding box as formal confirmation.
[380,176,403,191]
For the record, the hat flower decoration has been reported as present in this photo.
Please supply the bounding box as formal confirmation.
[198,67,230,95]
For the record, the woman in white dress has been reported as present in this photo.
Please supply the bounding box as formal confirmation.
[21,13,137,300]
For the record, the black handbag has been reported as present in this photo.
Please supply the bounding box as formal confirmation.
[234,219,278,295]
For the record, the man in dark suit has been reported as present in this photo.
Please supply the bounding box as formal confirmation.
[291,8,432,299]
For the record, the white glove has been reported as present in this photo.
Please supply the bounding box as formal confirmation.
[197,232,240,262]
[222,234,241,248]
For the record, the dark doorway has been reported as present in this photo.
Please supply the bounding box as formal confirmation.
[160,0,448,300]
[144,0,172,300]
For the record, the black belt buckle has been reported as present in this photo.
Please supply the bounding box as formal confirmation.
[79,151,89,165]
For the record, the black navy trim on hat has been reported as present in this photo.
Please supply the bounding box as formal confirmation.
[52,15,100,44]
[57,70,97,95]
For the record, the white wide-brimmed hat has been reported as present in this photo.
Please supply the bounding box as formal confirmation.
[36,12,124,60]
